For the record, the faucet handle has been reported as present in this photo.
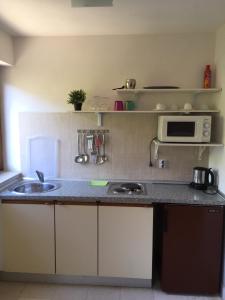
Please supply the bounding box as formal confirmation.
[36,170,45,183]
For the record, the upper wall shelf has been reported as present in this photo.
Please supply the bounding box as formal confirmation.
[73,109,220,126]
[72,88,221,126]
[116,88,222,95]
[74,110,219,114]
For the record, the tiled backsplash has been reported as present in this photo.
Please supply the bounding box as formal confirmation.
[19,112,208,181]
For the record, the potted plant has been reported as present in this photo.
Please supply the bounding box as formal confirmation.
[67,89,86,111]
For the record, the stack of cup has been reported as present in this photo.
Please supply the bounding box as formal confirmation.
[114,100,135,111]
[125,101,135,111]
[114,101,124,111]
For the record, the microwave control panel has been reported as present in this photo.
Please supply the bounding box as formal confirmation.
[202,117,211,142]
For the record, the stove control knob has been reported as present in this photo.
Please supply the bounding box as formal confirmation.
[204,122,210,129]
[203,131,210,137]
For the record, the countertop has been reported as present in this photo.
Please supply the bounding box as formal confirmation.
[0,179,225,206]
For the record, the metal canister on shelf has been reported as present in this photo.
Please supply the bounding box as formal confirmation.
[125,79,136,89]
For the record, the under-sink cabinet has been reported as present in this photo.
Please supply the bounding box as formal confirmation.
[55,203,97,276]
[2,202,55,274]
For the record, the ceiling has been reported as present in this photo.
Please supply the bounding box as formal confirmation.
[0,0,225,36]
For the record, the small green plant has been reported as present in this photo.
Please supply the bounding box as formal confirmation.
[67,89,86,105]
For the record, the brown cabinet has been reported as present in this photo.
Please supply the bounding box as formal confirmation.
[161,204,224,294]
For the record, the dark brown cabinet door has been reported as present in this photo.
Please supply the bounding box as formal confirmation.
[161,204,224,294]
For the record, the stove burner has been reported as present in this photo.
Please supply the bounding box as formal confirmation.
[113,187,126,194]
[108,182,145,195]
[121,183,142,192]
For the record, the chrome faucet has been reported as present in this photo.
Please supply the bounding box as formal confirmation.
[36,170,45,183]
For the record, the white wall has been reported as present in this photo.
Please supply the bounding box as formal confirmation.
[18,112,209,181]
[0,203,2,270]
[209,25,225,194]
[208,25,225,299]
[1,34,215,175]
[0,28,13,65]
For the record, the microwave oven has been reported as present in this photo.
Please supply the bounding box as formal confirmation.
[157,115,212,143]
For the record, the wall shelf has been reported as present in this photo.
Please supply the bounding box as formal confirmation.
[74,110,219,114]
[153,139,224,161]
[73,110,220,127]
[116,88,222,95]
[72,88,221,126]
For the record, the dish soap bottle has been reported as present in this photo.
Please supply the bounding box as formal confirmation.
[203,65,211,88]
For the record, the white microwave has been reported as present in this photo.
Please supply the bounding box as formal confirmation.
[157,115,212,143]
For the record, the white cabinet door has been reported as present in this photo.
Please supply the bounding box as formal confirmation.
[0,203,3,271]
[99,206,153,279]
[55,204,97,276]
[2,203,55,274]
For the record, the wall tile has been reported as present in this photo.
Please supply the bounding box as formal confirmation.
[19,112,208,181]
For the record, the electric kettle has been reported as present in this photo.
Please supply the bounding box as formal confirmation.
[190,167,215,190]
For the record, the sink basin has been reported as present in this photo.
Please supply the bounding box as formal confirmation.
[11,182,60,194]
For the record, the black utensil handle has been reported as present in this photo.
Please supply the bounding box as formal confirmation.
[163,207,168,233]
[208,168,215,186]
[112,86,125,90]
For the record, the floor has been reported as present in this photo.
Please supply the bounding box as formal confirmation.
[0,281,221,300]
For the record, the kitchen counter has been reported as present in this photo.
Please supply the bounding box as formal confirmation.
[0,179,225,206]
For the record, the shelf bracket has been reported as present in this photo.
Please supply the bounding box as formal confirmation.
[193,92,199,102]
[154,142,159,160]
[96,113,103,127]
[198,146,206,160]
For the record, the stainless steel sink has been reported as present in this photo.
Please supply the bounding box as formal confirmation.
[11,182,60,194]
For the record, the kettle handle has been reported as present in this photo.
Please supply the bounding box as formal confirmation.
[207,168,215,186]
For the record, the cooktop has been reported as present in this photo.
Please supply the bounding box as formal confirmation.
[107,182,146,195]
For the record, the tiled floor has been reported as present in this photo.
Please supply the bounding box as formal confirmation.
[0,281,221,300]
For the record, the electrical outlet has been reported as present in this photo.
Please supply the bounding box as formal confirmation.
[159,159,169,169]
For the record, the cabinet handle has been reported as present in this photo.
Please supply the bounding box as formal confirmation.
[163,207,168,233]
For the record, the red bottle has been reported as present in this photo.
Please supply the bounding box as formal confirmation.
[203,65,211,88]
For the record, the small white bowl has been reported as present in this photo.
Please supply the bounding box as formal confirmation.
[155,103,166,110]
[183,103,192,110]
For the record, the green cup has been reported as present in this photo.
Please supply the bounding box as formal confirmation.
[125,101,135,111]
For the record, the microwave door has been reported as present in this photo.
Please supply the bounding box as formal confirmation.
[166,121,198,142]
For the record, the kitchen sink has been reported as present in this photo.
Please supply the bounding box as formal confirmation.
[11,182,60,194]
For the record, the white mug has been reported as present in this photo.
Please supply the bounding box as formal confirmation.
[155,103,166,110]
[184,103,192,110]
